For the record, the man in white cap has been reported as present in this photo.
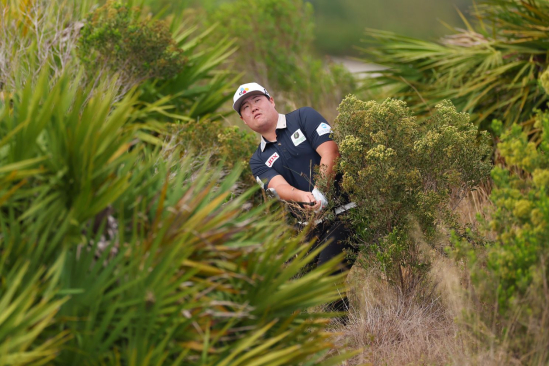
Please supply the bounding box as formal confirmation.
[233,82,355,282]
[233,82,338,209]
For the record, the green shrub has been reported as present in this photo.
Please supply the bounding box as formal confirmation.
[208,0,314,92]
[329,96,492,289]
[78,1,186,84]
[78,3,251,181]
[485,108,549,309]
[135,19,238,123]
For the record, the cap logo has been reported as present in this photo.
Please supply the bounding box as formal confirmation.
[239,87,249,96]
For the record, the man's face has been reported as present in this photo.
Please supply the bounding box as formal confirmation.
[239,94,278,133]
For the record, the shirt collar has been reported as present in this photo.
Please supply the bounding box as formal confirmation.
[260,114,287,152]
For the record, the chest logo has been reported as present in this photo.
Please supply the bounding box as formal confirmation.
[265,152,280,167]
[291,129,307,146]
[316,122,332,136]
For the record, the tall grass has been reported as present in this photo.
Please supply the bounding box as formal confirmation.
[337,263,463,366]
[0,0,95,87]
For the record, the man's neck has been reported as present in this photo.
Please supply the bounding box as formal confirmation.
[260,113,284,143]
[262,129,277,142]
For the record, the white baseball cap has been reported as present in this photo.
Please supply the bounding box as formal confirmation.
[233,82,270,114]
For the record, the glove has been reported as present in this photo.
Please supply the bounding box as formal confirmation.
[312,187,328,212]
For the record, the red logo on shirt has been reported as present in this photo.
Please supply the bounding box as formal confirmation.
[265,152,279,167]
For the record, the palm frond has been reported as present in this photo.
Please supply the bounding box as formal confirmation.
[360,0,549,133]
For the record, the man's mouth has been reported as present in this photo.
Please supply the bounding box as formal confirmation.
[254,113,262,119]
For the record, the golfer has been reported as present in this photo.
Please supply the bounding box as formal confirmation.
[233,82,355,276]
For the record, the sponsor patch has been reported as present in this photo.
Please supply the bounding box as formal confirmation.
[316,122,332,136]
[265,152,280,167]
[291,129,307,146]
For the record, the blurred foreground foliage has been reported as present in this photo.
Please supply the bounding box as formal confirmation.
[360,0,549,134]
[0,0,358,364]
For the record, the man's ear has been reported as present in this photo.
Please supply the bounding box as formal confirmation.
[240,115,247,125]
[270,97,275,107]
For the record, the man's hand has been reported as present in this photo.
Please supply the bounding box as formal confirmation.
[268,175,321,211]
[296,190,321,211]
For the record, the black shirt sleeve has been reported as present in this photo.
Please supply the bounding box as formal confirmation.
[298,107,334,150]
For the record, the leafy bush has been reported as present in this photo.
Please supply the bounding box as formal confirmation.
[208,0,314,92]
[360,0,549,133]
[78,1,186,86]
[483,108,549,308]
[135,18,238,123]
[77,3,252,181]
[329,96,492,290]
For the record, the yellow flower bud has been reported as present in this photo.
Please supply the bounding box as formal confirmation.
[513,200,533,220]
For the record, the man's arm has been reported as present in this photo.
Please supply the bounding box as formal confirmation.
[316,140,340,188]
[268,175,321,211]
[267,141,339,211]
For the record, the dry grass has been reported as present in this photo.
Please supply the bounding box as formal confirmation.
[0,0,82,88]
[330,258,466,366]
[328,239,549,366]
[451,180,494,234]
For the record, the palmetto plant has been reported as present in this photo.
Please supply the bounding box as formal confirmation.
[0,1,357,363]
[360,0,549,133]
[0,61,356,365]
[139,18,240,122]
